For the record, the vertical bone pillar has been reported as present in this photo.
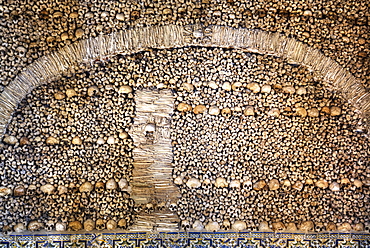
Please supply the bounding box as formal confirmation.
[129,89,180,231]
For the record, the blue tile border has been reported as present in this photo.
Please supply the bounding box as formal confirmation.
[0,231,369,248]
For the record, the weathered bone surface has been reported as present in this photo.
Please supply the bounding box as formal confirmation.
[0,24,369,139]
[129,89,180,231]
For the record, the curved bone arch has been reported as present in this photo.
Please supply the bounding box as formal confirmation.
[0,24,369,137]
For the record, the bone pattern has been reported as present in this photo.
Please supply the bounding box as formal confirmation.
[129,89,180,231]
[0,24,369,138]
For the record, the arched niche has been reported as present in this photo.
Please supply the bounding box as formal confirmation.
[0,24,369,138]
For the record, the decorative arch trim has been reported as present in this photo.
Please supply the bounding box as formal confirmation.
[0,24,369,138]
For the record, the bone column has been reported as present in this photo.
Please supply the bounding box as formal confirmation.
[129,89,180,231]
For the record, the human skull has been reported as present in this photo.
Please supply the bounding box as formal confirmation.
[55,222,66,231]
[286,222,297,231]
[258,221,272,231]
[253,180,266,191]
[230,180,241,189]
[145,203,155,214]
[169,202,177,212]
[215,177,228,188]
[299,221,314,232]
[353,223,364,231]
[157,201,166,211]
[106,179,117,190]
[314,222,325,232]
[28,220,43,231]
[231,82,243,91]
[337,223,351,232]
[326,222,336,231]
[68,221,82,231]
[118,219,127,229]
[221,219,231,230]
[186,178,201,188]
[144,123,156,143]
[45,220,55,231]
[13,223,26,233]
[95,182,105,193]
[205,221,220,232]
[221,108,232,118]
[40,184,55,194]
[181,220,190,230]
[232,221,247,231]
[118,178,129,190]
[84,219,95,231]
[243,180,253,190]
[192,220,204,231]
[281,180,291,191]
[272,222,285,232]
[134,205,143,213]
[96,219,106,230]
[106,220,117,230]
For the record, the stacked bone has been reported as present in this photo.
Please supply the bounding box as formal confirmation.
[129,89,180,231]
[0,0,368,92]
[0,48,368,233]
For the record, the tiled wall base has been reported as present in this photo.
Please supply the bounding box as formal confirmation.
[1,232,369,248]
